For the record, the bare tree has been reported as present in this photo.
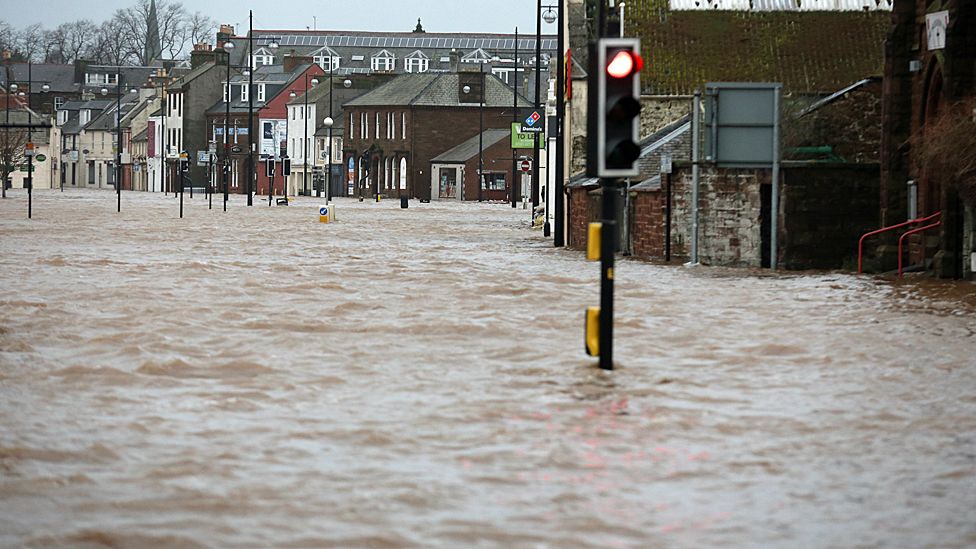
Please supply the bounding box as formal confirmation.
[114,0,210,64]
[47,20,98,64]
[1,110,29,198]
[186,11,217,49]
[92,18,136,66]
[16,24,46,63]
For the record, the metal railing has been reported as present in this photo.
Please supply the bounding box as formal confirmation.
[898,221,942,277]
[857,211,941,274]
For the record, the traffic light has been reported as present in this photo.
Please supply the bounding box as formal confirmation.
[265,160,275,178]
[587,38,643,178]
[282,157,291,177]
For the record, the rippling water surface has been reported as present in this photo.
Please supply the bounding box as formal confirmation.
[2,189,975,548]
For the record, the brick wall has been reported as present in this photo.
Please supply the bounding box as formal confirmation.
[567,183,599,249]
[630,187,666,259]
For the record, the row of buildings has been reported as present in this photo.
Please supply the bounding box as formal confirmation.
[2,18,556,203]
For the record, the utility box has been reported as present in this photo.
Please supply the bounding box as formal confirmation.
[318,203,336,223]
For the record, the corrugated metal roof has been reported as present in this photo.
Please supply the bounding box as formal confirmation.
[668,0,891,10]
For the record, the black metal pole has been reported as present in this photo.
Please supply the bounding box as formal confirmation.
[554,0,566,246]
[117,73,122,213]
[512,27,518,209]
[532,0,542,212]
[180,162,184,218]
[208,152,213,209]
[26,62,32,218]
[326,64,333,202]
[478,64,484,202]
[304,73,309,196]
[161,78,167,195]
[247,10,254,207]
[665,172,672,262]
[599,178,619,370]
[224,55,230,211]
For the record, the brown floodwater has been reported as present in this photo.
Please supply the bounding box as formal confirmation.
[1,188,975,548]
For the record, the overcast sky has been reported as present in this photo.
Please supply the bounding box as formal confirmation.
[6,0,549,35]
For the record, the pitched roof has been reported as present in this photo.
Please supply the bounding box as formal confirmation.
[431,129,511,163]
[0,64,77,94]
[632,8,888,94]
[346,73,533,108]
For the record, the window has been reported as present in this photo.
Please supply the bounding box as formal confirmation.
[401,112,406,140]
[241,84,248,102]
[371,50,395,72]
[252,48,274,67]
[80,110,90,125]
[486,173,506,191]
[352,55,365,62]
[54,96,65,110]
[387,112,393,139]
[57,110,68,125]
[257,84,266,102]
[361,112,367,139]
[375,112,380,139]
[223,84,229,102]
[349,112,355,139]
[315,55,340,72]
[404,51,429,73]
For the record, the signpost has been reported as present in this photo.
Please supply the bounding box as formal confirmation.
[520,159,531,173]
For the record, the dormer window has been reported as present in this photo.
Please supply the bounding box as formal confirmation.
[252,47,274,68]
[80,109,91,125]
[241,83,248,102]
[57,110,68,125]
[85,73,119,85]
[404,50,429,73]
[461,48,492,64]
[371,49,395,72]
[312,46,341,72]
[257,84,266,102]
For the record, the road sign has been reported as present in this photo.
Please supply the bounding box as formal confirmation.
[35,154,46,162]
[520,159,531,173]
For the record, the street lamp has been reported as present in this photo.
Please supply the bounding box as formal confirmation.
[303,74,319,196]
[538,1,563,243]
[323,115,333,202]
[463,66,487,202]
[223,41,235,211]
[245,9,279,206]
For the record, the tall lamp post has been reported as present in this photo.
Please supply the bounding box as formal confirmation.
[245,10,279,206]
[541,3,558,238]
[554,0,566,247]
[323,115,333,200]
[302,73,319,196]
[531,0,543,214]
[24,65,50,219]
[101,76,136,213]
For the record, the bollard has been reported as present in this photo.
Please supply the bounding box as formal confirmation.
[319,203,337,223]
[400,196,408,209]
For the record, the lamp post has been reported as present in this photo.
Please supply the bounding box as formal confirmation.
[25,65,50,219]
[462,79,484,202]
[541,3,557,239]
[245,10,279,206]
[323,115,333,201]
[222,41,235,211]
[101,75,135,213]
[532,0,543,214]
[303,73,319,196]
[554,0,566,247]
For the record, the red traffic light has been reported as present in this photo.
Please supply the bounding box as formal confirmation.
[606,50,643,78]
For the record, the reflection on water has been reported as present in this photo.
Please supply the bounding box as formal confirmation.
[1,189,975,547]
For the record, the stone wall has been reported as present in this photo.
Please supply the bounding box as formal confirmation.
[671,166,767,267]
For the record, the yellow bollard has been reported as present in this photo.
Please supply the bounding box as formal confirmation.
[319,204,332,223]
[587,222,602,261]
[585,306,600,356]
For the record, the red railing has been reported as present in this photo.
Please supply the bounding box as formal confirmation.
[857,211,941,274]
[898,221,942,277]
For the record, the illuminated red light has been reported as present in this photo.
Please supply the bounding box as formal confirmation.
[606,51,642,78]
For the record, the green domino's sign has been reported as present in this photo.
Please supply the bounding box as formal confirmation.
[511,123,545,150]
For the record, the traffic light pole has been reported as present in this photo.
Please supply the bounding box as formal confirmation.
[598,177,621,370]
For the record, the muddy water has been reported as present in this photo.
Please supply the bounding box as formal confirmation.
[1,189,974,548]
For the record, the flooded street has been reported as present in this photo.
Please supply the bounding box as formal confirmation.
[1,189,975,548]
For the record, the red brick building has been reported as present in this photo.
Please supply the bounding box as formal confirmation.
[343,71,533,200]
[881,0,975,279]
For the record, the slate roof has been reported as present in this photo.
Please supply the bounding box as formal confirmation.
[84,92,141,131]
[168,61,218,90]
[0,64,76,94]
[630,5,889,94]
[430,129,511,163]
[206,63,316,115]
[346,73,534,108]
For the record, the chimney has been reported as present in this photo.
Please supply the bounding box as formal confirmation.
[449,49,460,72]
[190,43,216,68]
[283,52,314,73]
[217,24,235,48]
[74,59,90,85]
